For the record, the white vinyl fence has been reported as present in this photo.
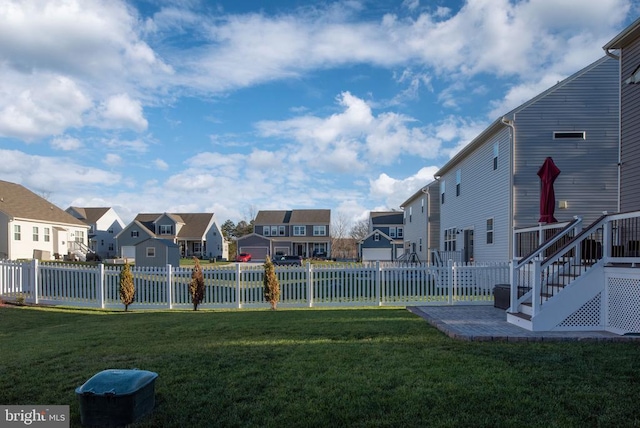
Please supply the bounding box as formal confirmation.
[0,260,510,310]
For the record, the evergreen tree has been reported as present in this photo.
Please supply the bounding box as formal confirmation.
[189,257,205,311]
[119,263,135,312]
[263,255,280,310]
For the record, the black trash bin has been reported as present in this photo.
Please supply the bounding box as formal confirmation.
[493,284,510,309]
[76,369,158,427]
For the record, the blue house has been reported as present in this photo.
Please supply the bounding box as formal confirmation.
[359,211,404,261]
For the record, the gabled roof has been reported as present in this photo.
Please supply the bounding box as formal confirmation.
[0,180,87,227]
[133,213,215,239]
[370,211,403,225]
[135,237,179,248]
[603,16,640,51]
[359,229,393,244]
[435,56,614,177]
[255,209,330,224]
[400,181,438,208]
[68,207,111,224]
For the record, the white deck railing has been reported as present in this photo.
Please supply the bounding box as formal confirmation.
[0,260,509,310]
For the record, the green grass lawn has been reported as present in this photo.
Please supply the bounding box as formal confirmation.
[1,306,639,427]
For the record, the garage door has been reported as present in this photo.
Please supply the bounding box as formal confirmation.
[240,246,269,261]
[362,248,392,261]
[121,246,135,259]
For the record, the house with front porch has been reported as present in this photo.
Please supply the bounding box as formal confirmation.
[359,211,404,261]
[434,55,620,264]
[237,209,331,260]
[400,181,440,264]
[0,180,90,260]
[116,213,228,261]
[66,207,125,260]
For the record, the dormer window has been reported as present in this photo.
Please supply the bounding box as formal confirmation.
[159,225,173,235]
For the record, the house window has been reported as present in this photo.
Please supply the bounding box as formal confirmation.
[293,226,306,236]
[76,231,85,243]
[421,198,424,213]
[374,232,380,242]
[487,218,494,244]
[409,207,412,223]
[444,228,456,251]
[193,242,202,254]
[553,131,586,139]
[263,226,270,236]
[389,227,396,238]
[456,170,461,197]
[397,227,403,238]
[146,247,156,257]
[271,226,278,236]
[108,243,114,251]
[33,227,39,242]
[313,225,326,236]
[279,226,285,236]
[44,227,50,242]
[131,230,139,238]
[440,180,445,205]
[108,229,113,234]
[13,225,21,241]
[419,238,423,252]
[493,143,499,170]
[159,225,173,235]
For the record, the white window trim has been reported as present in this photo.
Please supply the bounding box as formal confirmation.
[313,225,326,236]
[293,225,306,236]
[146,247,156,257]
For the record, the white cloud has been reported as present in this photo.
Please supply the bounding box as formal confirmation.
[154,158,169,170]
[104,153,122,166]
[0,75,91,140]
[97,93,148,132]
[369,166,439,209]
[51,136,83,151]
[0,149,120,198]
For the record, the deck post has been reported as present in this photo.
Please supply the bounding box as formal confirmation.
[532,259,541,316]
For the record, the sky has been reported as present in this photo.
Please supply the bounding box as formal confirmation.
[1,0,639,226]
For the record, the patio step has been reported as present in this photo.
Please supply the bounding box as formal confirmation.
[507,311,532,330]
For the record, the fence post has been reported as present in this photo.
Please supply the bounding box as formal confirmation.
[98,263,105,309]
[448,260,453,305]
[532,259,541,316]
[509,259,518,311]
[167,264,173,309]
[307,262,313,308]
[236,263,242,309]
[376,261,382,306]
[31,259,39,304]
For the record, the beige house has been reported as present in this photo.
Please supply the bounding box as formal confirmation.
[0,180,90,260]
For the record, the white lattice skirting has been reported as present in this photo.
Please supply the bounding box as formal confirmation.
[607,275,640,334]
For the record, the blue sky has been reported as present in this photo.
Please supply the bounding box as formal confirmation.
[1,0,638,226]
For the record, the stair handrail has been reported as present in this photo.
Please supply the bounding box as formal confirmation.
[510,216,583,312]
[529,214,608,316]
[515,216,583,268]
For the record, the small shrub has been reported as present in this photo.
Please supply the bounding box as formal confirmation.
[119,263,135,312]
[189,257,205,311]
[263,256,280,310]
[15,293,25,306]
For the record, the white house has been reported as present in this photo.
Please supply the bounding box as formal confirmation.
[0,180,90,260]
[66,207,125,260]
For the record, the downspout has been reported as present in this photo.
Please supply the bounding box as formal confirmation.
[501,117,515,259]
[421,186,431,265]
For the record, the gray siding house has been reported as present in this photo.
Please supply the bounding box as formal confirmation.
[435,56,620,263]
[360,211,404,261]
[400,180,440,264]
[66,207,124,260]
[237,209,331,260]
[134,238,180,268]
[117,213,228,261]
[604,17,640,212]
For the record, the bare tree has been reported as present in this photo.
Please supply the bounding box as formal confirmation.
[331,213,352,259]
[349,218,369,242]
